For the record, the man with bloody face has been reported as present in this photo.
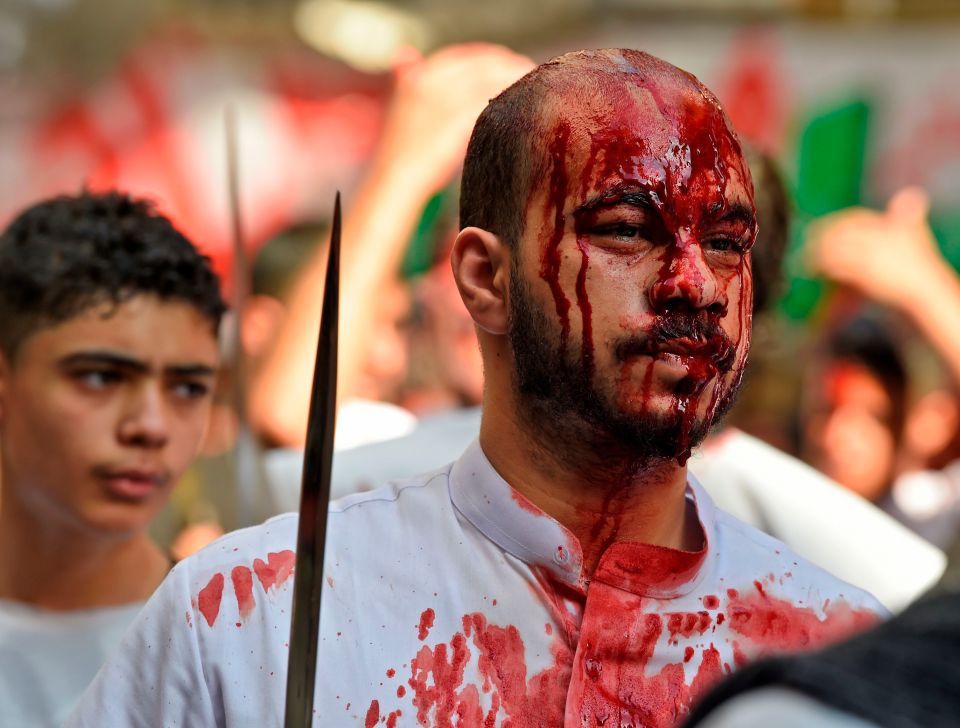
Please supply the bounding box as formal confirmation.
[69,50,884,728]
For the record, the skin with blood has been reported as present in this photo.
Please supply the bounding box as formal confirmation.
[526,52,756,467]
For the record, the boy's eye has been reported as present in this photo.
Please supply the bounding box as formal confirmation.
[75,369,121,389]
[170,380,211,400]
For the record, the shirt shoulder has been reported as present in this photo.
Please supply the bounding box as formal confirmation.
[711,505,888,617]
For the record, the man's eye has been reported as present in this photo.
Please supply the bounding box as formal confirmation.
[595,223,643,240]
[706,236,750,255]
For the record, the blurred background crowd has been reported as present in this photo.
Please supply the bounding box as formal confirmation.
[3,0,960,588]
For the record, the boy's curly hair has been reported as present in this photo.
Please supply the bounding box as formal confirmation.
[0,190,226,357]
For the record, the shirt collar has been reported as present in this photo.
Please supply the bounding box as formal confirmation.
[449,439,716,599]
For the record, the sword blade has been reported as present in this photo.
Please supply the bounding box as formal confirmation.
[283,192,341,728]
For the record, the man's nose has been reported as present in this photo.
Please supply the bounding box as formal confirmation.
[118,384,170,449]
[648,240,726,314]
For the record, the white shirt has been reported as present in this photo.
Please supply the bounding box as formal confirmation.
[69,441,885,728]
[0,599,144,727]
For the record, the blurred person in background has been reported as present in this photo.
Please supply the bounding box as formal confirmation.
[256,42,533,507]
[69,48,884,728]
[248,42,532,449]
[797,313,908,504]
[805,187,960,551]
[0,191,224,726]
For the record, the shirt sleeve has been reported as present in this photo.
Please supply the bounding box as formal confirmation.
[64,560,220,728]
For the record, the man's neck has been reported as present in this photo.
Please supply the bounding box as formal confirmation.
[0,494,170,611]
[479,391,703,577]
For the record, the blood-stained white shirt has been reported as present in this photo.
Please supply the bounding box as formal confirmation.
[68,441,885,728]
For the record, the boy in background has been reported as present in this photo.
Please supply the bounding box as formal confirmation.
[0,190,224,726]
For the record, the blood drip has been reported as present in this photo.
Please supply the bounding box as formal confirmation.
[231,566,255,621]
[252,550,296,592]
[540,121,573,352]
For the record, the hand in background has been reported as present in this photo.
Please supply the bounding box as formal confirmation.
[808,187,960,388]
[372,43,535,194]
[808,187,947,309]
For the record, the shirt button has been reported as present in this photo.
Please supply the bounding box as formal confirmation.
[554,545,570,565]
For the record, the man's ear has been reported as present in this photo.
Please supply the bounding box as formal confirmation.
[451,226,511,335]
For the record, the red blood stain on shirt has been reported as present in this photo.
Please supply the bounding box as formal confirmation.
[253,550,296,592]
[593,539,707,595]
[364,699,380,728]
[397,685,406,698]
[509,488,544,517]
[726,588,880,654]
[418,608,436,641]
[407,612,572,727]
[386,668,396,678]
[683,646,695,663]
[666,611,712,643]
[408,631,472,724]
[197,573,225,627]
[231,566,255,621]
[703,594,720,610]
[386,709,402,727]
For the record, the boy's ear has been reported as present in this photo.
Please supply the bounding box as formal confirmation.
[450,226,511,336]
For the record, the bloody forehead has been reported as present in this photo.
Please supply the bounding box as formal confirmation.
[526,56,754,227]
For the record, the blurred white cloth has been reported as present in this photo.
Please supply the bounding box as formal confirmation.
[0,598,144,728]
[692,429,946,613]
[694,687,879,728]
[883,460,960,550]
[264,405,482,511]
[332,398,417,451]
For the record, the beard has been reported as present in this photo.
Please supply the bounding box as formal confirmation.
[507,267,744,467]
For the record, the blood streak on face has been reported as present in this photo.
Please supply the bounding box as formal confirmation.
[540,121,574,353]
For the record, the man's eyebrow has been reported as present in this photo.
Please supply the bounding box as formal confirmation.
[576,186,657,214]
[58,351,216,377]
[713,204,756,227]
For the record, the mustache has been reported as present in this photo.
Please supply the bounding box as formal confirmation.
[615,314,736,370]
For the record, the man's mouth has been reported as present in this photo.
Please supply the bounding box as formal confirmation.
[617,334,734,370]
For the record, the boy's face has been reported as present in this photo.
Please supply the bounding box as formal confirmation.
[0,295,219,538]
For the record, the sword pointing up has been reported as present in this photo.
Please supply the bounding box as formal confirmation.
[284,193,341,727]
